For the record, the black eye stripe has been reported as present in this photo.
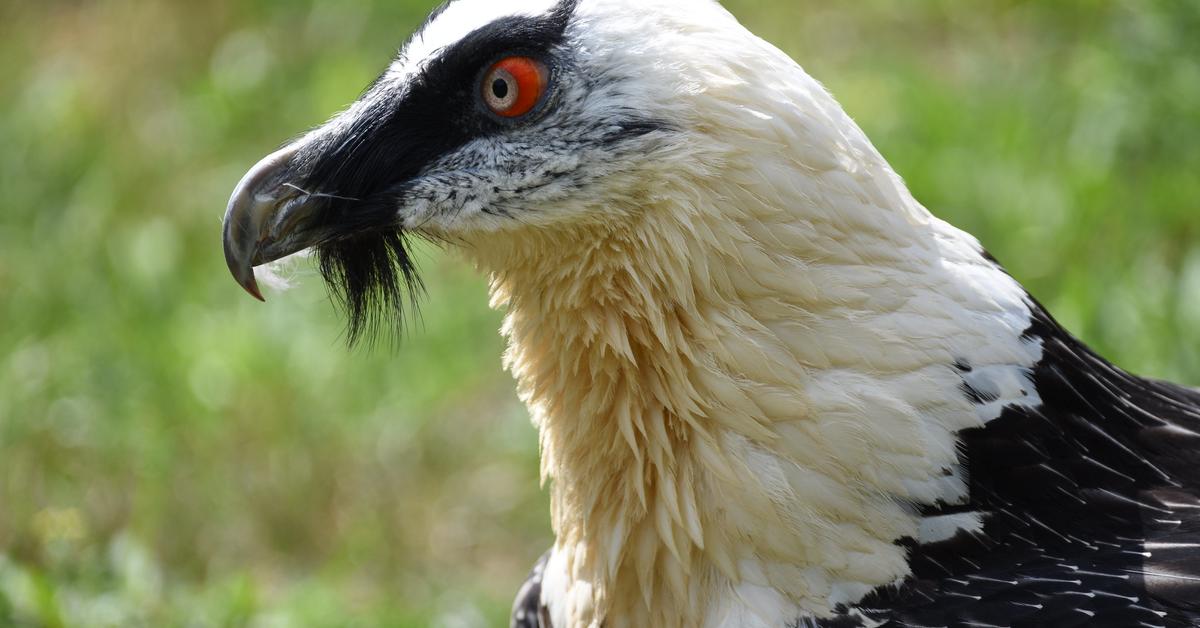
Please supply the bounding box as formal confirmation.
[301,1,578,199]
[298,0,581,345]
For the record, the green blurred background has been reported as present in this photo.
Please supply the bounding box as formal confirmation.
[1,0,1198,626]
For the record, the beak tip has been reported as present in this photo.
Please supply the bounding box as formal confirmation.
[242,275,266,302]
[223,144,301,303]
[223,228,266,302]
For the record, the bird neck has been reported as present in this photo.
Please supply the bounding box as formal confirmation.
[462,170,1041,626]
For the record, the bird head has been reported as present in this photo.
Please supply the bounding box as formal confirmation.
[222,4,1057,623]
[222,0,777,341]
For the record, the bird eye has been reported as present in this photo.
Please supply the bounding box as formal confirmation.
[481,56,549,119]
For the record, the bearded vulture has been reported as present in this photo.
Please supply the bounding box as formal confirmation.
[220,0,1200,626]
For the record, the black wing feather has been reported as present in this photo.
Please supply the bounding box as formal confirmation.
[839,301,1200,626]
[512,551,551,628]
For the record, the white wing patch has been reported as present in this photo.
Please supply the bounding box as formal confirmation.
[918,511,988,545]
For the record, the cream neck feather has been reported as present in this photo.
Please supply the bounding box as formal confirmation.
[460,15,1041,628]
[464,173,1039,627]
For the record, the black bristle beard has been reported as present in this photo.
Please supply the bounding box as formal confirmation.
[316,230,424,348]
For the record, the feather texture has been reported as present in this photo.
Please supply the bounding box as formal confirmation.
[471,2,1200,626]
[231,0,1200,624]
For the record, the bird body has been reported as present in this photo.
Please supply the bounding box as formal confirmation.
[221,1,1200,626]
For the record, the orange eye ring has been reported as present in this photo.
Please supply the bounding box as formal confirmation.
[481,56,549,119]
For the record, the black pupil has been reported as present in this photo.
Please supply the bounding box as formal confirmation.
[492,78,510,100]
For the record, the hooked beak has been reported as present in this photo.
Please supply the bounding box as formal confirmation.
[222,145,329,301]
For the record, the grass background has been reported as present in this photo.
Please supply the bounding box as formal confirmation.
[1,0,1198,625]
